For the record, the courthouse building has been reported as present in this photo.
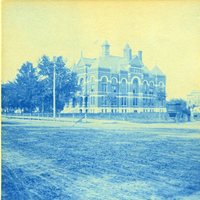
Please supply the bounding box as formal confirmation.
[64,41,166,113]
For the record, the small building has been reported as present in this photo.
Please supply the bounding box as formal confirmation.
[187,90,200,119]
[187,90,200,107]
[63,41,166,113]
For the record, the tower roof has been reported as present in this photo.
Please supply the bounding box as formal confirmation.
[91,55,128,73]
[102,40,110,46]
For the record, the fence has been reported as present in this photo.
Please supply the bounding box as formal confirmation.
[3,111,194,123]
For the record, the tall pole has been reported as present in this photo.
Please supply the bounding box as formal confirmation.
[53,59,56,119]
[85,65,88,122]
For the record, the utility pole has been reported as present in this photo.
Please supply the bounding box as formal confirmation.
[85,65,88,122]
[53,57,56,119]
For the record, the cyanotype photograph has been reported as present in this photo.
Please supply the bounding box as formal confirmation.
[1,0,200,199]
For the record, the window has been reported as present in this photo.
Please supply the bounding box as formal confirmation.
[149,82,154,95]
[84,96,88,107]
[101,77,107,93]
[149,99,154,106]
[133,98,138,106]
[143,98,147,106]
[149,89,153,95]
[143,81,148,95]
[121,97,127,106]
[80,97,83,107]
[91,84,94,92]
[101,96,107,106]
[90,96,95,105]
[72,98,76,107]
[79,78,84,94]
[111,78,118,93]
[133,79,139,94]
[111,97,117,106]
[159,82,164,88]
[90,77,95,92]
[121,79,127,94]
[112,85,117,93]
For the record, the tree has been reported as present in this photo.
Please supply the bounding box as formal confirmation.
[14,62,39,113]
[37,55,54,113]
[2,82,18,112]
[1,55,79,114]
[37,55,79,113]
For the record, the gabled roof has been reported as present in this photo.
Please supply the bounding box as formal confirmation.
[91,55,129,73]
[131,55,143,67]
[151,65,164,76]
[77,57,96,66]
[142,65,150,74]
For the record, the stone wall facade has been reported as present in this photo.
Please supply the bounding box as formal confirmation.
[63,41,166,113]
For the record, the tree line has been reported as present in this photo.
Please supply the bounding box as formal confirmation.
[2,55,80,113]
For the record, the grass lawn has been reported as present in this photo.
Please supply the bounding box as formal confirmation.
[2,118,200,200]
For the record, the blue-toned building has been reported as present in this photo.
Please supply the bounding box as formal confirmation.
[64,41,166,113]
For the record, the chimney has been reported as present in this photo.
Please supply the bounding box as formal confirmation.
[102,40,110,57]
[138,51,142,61]
[123,43,132,61]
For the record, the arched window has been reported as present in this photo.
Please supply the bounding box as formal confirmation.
[159,82,165,92]
[149,82,154,95]
[79,78,84,94]
[143,81,148,95]
[79,97,83,107]
[90,77,95,92]
[72,97,76,107]
[85,96,88,108]
[111,78,118,93]
[159,82,163,87]
[133,79,139,94]
[101,77,107,92]
[121,79,127,93]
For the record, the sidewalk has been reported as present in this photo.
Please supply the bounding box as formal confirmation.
[2,115,200,131]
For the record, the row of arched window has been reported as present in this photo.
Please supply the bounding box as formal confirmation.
[79,76,165,86]
[79,76,164,94]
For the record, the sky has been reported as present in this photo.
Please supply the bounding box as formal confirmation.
[2,0,200,99]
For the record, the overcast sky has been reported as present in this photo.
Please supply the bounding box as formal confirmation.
[2,0,200,99]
